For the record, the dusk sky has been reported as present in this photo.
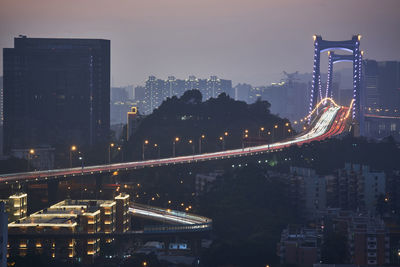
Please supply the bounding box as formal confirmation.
[1,0,399,87]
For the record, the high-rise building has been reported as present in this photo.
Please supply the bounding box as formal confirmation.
[363,60,400,111]
[3,36,110,153]
[143,75,233,114]
[234,83,251,102]
[165,76,185,98]
[0,76,3,125]
[289,167,327,220]
[205,76,232,99]
[111,87,129,102]
[337,163,385,213]
[134,86,145,101]
[144,76,165,114]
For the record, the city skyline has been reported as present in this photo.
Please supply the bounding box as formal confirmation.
[1,0,400,87]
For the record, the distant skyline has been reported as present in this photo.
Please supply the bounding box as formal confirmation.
[1,0,399,87]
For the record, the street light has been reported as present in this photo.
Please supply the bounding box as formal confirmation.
[78,155,84,173]
[272,125,278,142]
[117,146,123,162]
[108,143,115,164]
[70,145,77,168]
[219,136,225,150]
[198,134,205,154]
[154,143,160,159]
[27,149,35,171]
[173,137,180,157]
[259,127,265,137]
[142,140,149,160]
[189,140,195,154]
[242,130,249,150]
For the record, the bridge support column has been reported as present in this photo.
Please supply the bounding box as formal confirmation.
[47,180,59,205]
[95,175,103,198]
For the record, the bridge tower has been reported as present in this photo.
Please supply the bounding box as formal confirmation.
[309,35,363,124]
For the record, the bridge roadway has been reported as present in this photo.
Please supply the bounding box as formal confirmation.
[0,104,350,185]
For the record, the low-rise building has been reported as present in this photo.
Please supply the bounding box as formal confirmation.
[0,192,27,223]
[8,195,127,263]
[278,225,322,267]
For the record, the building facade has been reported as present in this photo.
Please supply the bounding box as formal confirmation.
[143,75,233,114]
[3,36,110,153]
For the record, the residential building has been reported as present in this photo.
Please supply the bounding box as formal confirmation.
[205,76,232,99]
[144,76,165,114]
[289,167,327,220]
[338,163,385,213]
[347,215,390,265]
[115,193,130,233]
[278,225,322,267]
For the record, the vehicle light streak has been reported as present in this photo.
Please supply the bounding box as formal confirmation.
[0,99,351,184]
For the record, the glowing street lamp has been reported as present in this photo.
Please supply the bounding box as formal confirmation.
[198,134,205,154]
[70,145,77,168]
[154,143,160,159]
[108,143,115,164]
[219,136,225,150]
[27,149,35,171]
[259,127,265,137]
[188,140,195,154]
[173,137,180,157]
[142,140,149,160]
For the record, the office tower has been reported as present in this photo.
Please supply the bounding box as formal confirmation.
[3,36,110,153]
[363,60,400,111]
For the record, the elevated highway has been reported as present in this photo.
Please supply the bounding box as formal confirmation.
[0,98,352,185]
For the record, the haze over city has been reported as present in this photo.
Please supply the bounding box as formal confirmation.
[1,0,400,86]
[1,0,400,266]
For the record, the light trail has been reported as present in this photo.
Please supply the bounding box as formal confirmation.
[0,100,351,184]
[364,114,400,120]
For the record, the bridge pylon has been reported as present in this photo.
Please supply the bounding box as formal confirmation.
[309,35,363,128]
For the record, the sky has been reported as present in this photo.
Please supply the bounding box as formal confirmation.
[1,0,399,87]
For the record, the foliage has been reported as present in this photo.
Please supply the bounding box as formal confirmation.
[124,90,293,161]
[198,164,295,267]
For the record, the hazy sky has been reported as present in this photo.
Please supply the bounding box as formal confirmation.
[1,0,399,86]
